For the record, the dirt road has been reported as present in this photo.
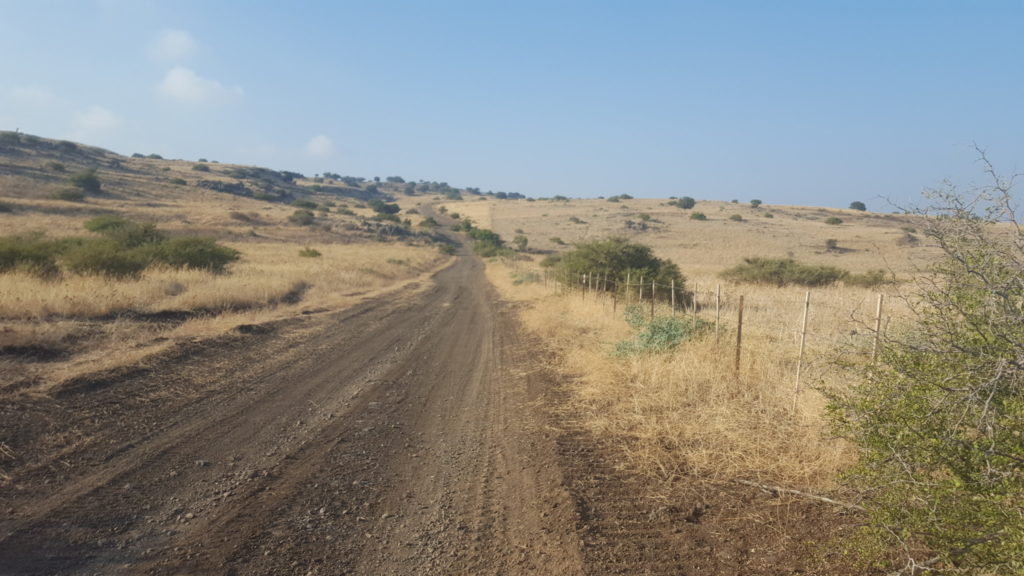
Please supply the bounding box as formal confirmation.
[0,241,608,574]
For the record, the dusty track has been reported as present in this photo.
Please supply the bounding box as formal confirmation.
[0,249,591,575]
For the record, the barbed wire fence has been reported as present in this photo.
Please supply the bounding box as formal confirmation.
[535,267,891,408]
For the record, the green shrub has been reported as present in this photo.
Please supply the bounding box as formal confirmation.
[298,247,321,258]
[728,214,744,222]
[721,257,849,287]
[289,209,316,225]
[291,199,318,210]
[68,169,101,194]
[849,201,867,211]
[825,238,839,251]
[62,239,149,278]
[829,171,1024,572]
[555,237,688,303]
[84,216,164,248]
[0,234,61,276]
[825,216,843,225]
[192,163,210,172]
[689,212,707,221]
[511,271,541,285]
[169,178,187,186]
[750,199,762,208]
[438,243,456,255]
[149,237,240,272]
[51,188,85,202]
[669,196,696,209]
[419,217,439,228]
[368,199,400,214]
[614,305,706,355]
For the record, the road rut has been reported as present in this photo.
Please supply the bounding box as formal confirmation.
[1,252,585,575]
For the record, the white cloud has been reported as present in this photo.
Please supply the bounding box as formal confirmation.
[157,66,242,103]
[66,106,122,141]
[305,134,334,157]
[150,29,197,62]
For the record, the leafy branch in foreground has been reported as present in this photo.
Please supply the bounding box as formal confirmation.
[829,150,1024,574]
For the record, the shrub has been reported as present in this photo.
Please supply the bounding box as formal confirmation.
[829,166,1024,572]
[368,199,401,214]
[289,210,315,225]
[169,178,187,185]
[614,305,706,355]
[0,202,12,213]
[291,199,318,210]
[689,212,707,221]
[750,199,762,208]
[849,200,867,211]
[825,238,839,251]
[721,257,849,287]
[0,234,61,276]
[62,239,149,278]
[51,188,86,202]
[46,161,65,172]
[68,169,101,194]
[84,216,164,248]
[637,213,651,222]
[57,141,78,153]
[438,243,456,255]
[728,214,744,222]
[512,235,529,251]
[149,237,240,272]
[825,216,843,225]
[671,196,696,209]
[298,247,321,258]
[555,237,688,302]
[192,163,210,172]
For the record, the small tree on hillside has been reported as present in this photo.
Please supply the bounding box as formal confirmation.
[555,237,689,304]
[849,200,867,211]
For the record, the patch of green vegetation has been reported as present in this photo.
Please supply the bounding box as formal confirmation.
[689,212,707,221]
[51,188,86,202]
[298,247,321,257]
[614,305,707,356]
[728,214,744,222]
[825,216,843,225]
[721,257,885,288]
[192,163,210,172]
[289,209,316,225]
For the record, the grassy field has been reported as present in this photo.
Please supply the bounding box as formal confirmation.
[462,195,936,496]
[0,134,450,393]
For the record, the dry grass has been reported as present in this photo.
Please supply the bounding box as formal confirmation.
[479,194,932,494]
[489,262,881,491]
[0,242,442,319]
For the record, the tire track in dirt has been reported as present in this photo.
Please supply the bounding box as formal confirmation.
[0,247,587,575]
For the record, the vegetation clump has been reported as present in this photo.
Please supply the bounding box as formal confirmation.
[668,196,696,209]
[68,168,102,195]
[614,305,706,355]
[721,257,876,287]
[825,216,843,225]
[830,167,1024,573]
[553,237,688,303]
[0,216,239,278]
[298,247,321,257]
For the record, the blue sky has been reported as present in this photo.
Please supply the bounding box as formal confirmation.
[1,1,1022,208]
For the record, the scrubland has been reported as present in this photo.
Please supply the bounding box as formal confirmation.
[469,196,935,495]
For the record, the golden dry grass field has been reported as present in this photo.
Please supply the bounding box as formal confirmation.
[451,196,940,496]
[0,134,450,393]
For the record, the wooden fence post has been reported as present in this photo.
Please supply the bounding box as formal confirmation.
[639,276,644,303]
[793,291,811,411]
[625,272,631,304]
[650,278,656,321]
[715,284,722,345]
[734,295,744,372]
[872,293,884,361]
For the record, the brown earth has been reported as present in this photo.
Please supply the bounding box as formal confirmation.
[0,245,866,575]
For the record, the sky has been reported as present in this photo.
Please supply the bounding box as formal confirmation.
[1,1,1022,208]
